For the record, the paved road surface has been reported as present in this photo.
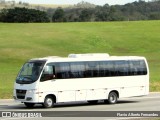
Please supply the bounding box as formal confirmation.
[0,92,160,120]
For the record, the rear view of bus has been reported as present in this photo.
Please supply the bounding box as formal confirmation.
[13,53,149,108]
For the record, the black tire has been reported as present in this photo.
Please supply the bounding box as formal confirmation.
[24,102,35,108]
[107,92,118,104]
[43,96,54,108]
[87,100,98,104]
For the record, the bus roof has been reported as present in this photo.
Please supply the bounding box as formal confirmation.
[30,53,146,63]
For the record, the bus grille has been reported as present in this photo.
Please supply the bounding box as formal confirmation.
[16,89,26,99]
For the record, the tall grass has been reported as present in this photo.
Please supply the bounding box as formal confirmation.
[0,21,160,98]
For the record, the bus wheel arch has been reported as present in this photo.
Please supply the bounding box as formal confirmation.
[105,90,119,104]
[43,94,56,108]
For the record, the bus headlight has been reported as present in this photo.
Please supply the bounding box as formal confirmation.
[27,89,37,93]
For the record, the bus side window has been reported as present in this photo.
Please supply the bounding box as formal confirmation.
[129,60,140,75]
[40,65,55,82]
[137,60,147,75]
[129,61,136,75]
[70,62,85,78]
[55,63,70,79]
[140,60,147,75]
[114,61,129,76]
[105,61,114,77]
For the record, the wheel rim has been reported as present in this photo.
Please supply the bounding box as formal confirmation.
[110,93,116,103]
[46,98,53,107]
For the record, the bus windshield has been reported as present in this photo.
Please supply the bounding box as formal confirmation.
[16,61,46,84]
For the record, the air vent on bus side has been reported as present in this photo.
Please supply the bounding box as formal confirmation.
[68,53,109,58]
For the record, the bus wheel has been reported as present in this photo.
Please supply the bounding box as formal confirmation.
[87,100,98,104]
[24,102,35,108]
[107,92,118,104]
[43,95,54,108]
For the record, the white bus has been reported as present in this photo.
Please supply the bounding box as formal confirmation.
[13,53,149,108]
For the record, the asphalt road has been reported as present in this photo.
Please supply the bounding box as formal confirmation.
[0,92,160,120]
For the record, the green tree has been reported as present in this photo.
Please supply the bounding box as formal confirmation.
[0,9,7,22]
[52,7,65,22]
[149,12,160,20]
[95,4,110,21]
[79,9,93,21]
[0,7,49,23]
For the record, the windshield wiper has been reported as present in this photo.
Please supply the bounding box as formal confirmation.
[16,79,30,84]
[16,76,34,84]
[23,76,33,81]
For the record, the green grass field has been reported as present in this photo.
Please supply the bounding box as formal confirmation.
[0,21,160,98]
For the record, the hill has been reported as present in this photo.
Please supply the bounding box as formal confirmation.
[0,21,159,98]
[0,2,72,10]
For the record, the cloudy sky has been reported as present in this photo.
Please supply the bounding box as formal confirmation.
[6,0,150,5]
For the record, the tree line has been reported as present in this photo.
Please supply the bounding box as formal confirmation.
[51,0,160,22]
[0,0,160,23]
[0,7,49,22]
